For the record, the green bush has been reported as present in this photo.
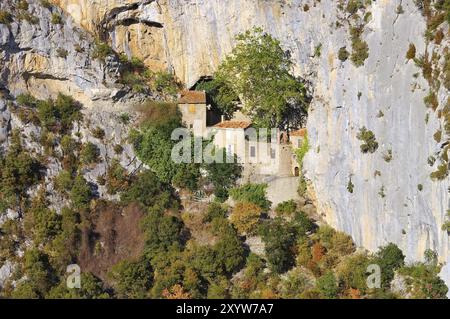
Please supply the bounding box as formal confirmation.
[56,48,68,59]
[91,126,105,140]
[17,0,29,11]
[108,259,152,298]
[338,47,350,62]
[36,93,82,134]
[92,41,114,60]
[383,149,393,162]
[0,130,42,210]
[121,170,175,211]
[294,133,309,168]
[0,10,13,25]
[275,200,297,217]
[356,126,379,153]
[203,202,228,222]
[24,193,61,244]
[113,144,123,155]
[229,183,271,211]
[430,163,449,181]
[350,37,369,67]
[105,159,129,195]
[16,11,39,24]
[406,43,416,60]
[258,218,296,273]
[153,71,181,97]
[316,271,339,299]
[424,91,438,111]
[374,243,405,288]
[47,273,109,299]
[51,13,62,25]
[80,142,100,165]
[16,93,37,107]
[346,0,364,14]
[69,175,92,210]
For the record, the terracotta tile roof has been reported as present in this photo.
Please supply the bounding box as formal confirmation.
[290,128,307,137]
[178,90,206,104]
[214,120,252,129]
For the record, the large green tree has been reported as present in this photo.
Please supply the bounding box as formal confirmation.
[214,27,310,129]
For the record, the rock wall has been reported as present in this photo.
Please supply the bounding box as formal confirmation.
[0,0,147,108]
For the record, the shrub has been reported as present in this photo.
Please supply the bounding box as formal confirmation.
[275,200,297,217]
[338,47,350,62]
[24,192,61,244]
[383,149,393,162]
[54,170,74,195]
[0,10,13,25]
[203,148,242,202]
[17,0,29,11]
[356,126,379,153]
[16,93,37,107]
[430,163,449,181]
[414,53,433,84]
[108,259,152,298]
[80,142,100,165]
[113,144,123,155]
[153,71,181,98]
[434,130,442,143]
[316,271,339,299]
[258,218,296,273]
[0,130,42,210]
[118,113,130,125]
[17,11,39,24]
[105,159,129,195]
[350,37,369,67]
[374,243,405,288]
[40,0,52,9]
[346,0,364,14]
[396,4,404,14]
[56,48,68,59]
[347,176,354,193]
[92,41,114,60]
[121,170,174,210]
[230,201,262,235]
[434,29,444,44]
[51,13,62,25]
[91,126,105,140]
[406,43,416,60]
[424,91,438,111]
[69,175,92,210]
[203,202,228,222]
[443,53,450,90]
[36,93,82,133]
[294,133,309,168]
[229,183,271,211]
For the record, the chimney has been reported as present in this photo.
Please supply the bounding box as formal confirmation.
[221,115,225,122]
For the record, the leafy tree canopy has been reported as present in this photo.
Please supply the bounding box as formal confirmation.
[213,27,310,129]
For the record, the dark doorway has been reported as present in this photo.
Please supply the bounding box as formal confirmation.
[294,167,300,177]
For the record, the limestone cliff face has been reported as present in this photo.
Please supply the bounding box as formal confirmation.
[52,0,449,285]
[0,0,145,107]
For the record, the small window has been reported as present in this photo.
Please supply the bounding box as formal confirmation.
[189,124,193,130]
[250,146,256,157]
[270,148,276,159]
[188,104,196,113]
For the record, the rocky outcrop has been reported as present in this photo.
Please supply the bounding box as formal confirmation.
[51,0,449,288]
[0,0,145,107]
